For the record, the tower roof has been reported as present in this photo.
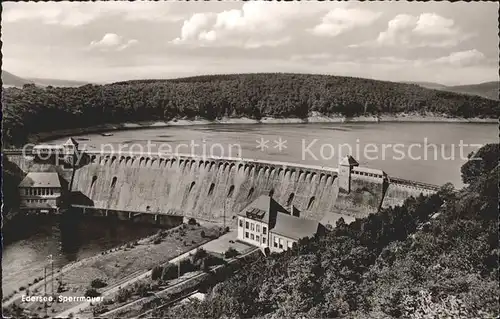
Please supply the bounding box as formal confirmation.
[64,137,79,146]
[339,155,359,166]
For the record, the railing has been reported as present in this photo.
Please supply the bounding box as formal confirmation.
[84,150,340,174]
[389,176,440,191]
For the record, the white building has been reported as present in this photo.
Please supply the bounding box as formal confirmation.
[18,172,62,213]
[237,195,324,253]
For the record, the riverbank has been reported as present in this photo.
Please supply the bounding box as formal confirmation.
[25,112,496,145]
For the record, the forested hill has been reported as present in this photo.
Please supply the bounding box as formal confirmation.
[160,143,499,318]
[3,73,499,146]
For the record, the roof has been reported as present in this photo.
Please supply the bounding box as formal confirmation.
[271,213,320,241]
[339,155,359,167]
[19,172,61,188]
[237,195,287,225]
[64,137,79,146]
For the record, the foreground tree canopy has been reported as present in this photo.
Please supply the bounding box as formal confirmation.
[159,143,499,319]
[3,73,499,146]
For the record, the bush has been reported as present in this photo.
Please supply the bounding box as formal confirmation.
[19,286,25,291]
[224,247,239,259]
[179,258,197,274]
[116,288,132,303]
[162,263,178,281]
[92,303,108,316]
[134,282,151,297]
[200,230,206,238]
[224,226,230,233]
[91,278,107,289]
[192,248,208,264]
[151,266,164,281]
[188,218,197,225]
[153,237,162,245]
[85,288,101,298]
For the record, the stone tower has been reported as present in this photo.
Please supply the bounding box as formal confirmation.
[338,155,359,194]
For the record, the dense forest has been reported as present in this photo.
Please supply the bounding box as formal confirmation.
[158,144,499,319]
[3,73,499,146]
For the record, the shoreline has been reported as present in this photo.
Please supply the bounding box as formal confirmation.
[30,113,497,144]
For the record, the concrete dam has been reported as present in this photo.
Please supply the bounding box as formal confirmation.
[6,148,440,227]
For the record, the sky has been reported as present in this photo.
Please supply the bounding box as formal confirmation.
[2,1,498,85]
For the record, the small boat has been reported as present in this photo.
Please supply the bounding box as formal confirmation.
[101,133,113,137]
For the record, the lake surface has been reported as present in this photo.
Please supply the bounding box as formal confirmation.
[52,122,497,187]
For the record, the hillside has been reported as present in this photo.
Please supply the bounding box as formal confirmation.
[1,70,32,88]
[446,81,499,101]
[159,143,499,319]
[411,80,499,100]
[1,70,88,88]
[2,73,499,146]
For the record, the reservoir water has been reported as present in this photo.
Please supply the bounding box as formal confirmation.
[3,122,497,298]
[52,122,498,187]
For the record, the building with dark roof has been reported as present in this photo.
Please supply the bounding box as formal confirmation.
[237,195,324,253]
[18,172,62,213]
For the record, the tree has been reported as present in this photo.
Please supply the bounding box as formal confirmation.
[460,143,499,184]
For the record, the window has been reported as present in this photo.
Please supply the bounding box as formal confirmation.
[227,185,235,198]
[263,227,267,235]
[245,232,249,238]
[256,224,260,232]
[287,193,295,206]
[262,237,266,244]
[247,187,254,199]
[208,183,215,196]
[50,189,54,195]
[279,238,284,249]
[274,236,279,248]
[239,219,243,227]
[245,221,249,229]
[111,176,118,188]
[251,234,254,240]
[307,196,316,210]
[251,223,255,231]
[256,235,260,242]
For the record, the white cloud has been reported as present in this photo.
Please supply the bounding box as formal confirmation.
[413,13,457,36]
[310,8,382,37]
[2,2,182,27]
[171,2,341,48]
[375,13,470,48]
[433,49,485,66]
[90,33,138,51]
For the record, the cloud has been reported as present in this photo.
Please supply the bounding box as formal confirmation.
[375,13,471,48]
[310,8,382,37]
[433,49,485,67]
[89,33,138,51]
[171,2,340,48]
[413,13,457,36]
[2,2,182,27]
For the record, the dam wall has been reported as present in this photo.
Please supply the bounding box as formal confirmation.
[70,152,341,224]
[381,177,439,208]
[6,147,440,226]
[333,167,386,218]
